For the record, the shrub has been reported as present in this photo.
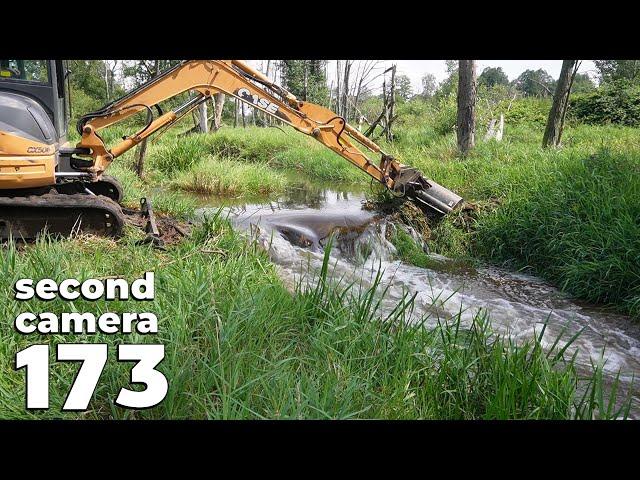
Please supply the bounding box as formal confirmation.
[503,97,551,128]
[570,80,640,127]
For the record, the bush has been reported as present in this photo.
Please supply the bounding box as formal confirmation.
[503,97,551,128]
[570,80,640,127]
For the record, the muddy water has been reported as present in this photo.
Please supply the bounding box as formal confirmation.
[196,187,640,417]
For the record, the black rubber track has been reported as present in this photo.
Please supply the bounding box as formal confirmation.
[53,175,125,203]
[0,193,125,240]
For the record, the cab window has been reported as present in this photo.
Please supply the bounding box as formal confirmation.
[0,60,49,82]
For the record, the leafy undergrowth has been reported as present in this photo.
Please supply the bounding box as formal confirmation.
[0,218,629,419]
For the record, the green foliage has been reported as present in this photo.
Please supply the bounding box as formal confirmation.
[571,73,596,94]
[478,66,509,88]
[594,60,640,84]
[503,97,552,127]
[420,73,437,98]
[279,60,329,105]
[69,60,110,104]
[570,80,640,126]
[393,74,414,101]
[513,69,556,97]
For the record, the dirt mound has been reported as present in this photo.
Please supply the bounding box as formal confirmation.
[124,211,193,246]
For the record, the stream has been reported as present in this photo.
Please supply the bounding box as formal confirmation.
[194,184,640,418]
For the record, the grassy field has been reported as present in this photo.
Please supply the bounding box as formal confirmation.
[0,218,627,419]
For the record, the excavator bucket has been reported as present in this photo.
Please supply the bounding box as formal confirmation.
[392,166,463,216]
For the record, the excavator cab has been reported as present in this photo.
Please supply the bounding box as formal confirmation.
[0,60,126,240]
[0,60,69,148]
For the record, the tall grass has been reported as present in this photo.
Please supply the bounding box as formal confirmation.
[172,156,287,196]
[380,123,640,317]
[0,221,627,419]
[205,127,363,182]
[475,149,640,316]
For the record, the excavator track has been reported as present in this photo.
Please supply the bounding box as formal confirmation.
[0,192,125,241]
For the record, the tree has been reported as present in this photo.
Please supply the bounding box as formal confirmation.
[594,60,640,83]
[198,100,209,133]
[571,72,596,93]
[279,60,329,105]
[514,69,556,97]
[394,74,413,101]
[211,93,226,131]
[543,60,579,148]
[69,60,113,104]
[128,60,161,178]
[457,60,477,154]
[436,60,459,98]
[478,67,509,88]
[421,73,437,98]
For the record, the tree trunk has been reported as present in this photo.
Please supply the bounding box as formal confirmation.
[386,64,396,141]
[211,93,225,131]
[341,61,351,120]
[133,60,159,178]
[543,60,578,148]
[198,100,209,133]
[336,61,342,116]
[457,60,477,155]
[134,109,153,178]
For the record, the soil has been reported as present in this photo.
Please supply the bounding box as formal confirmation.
[124,211,193,246]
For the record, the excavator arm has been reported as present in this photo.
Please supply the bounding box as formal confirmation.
[74,60,462,215]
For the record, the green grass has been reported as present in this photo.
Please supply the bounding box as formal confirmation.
[0,221,628,419]
[377,122,640,317]
[204,127,364,182]
[172,156,287,196]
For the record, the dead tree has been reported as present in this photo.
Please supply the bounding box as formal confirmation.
[134,59,159,178]
[198,100,209,133]
[341,61,352,120]
[543,60,579,148]
[234,98,239,127]
[457,60,477,155]
[210,93,225,131]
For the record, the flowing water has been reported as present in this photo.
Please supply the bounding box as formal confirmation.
[195,185,640,417]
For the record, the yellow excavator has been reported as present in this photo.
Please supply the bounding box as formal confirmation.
[0,60,462,240]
